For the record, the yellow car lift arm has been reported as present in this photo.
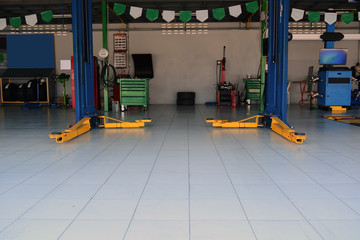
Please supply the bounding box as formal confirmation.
[206,115,306,144]
[49,117,92,143]
[97,116,152,128]
[49,116,152,143]
[206,115,265,128]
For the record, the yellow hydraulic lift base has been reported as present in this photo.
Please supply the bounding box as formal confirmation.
[323,115,360,126]
[206,115,306,144]
[49,116,152,143]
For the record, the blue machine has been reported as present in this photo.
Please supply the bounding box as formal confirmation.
[316,24,352,107]
[317,68,352,106]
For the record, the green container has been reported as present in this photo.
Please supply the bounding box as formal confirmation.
[117,78,149,106]
[244,78,261,100]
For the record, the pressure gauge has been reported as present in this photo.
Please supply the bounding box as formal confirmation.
[98,48,109,59]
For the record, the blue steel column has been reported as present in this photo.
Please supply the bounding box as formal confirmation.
[264,0,289,123]
[325,23,335,48]
[72,0,97,122]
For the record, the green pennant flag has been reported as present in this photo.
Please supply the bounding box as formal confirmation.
[308,11,320,23]
[10,17,21,28]
[246,1,259,14]
[212,8,225,21]
[0,54,4,63]
[41,10,53,23]
[146,9,159,21]
[113,3,126,15]
[341,12,354,24]
[179,11,192,23]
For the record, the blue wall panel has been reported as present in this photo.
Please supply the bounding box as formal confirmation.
[6,34,54,69]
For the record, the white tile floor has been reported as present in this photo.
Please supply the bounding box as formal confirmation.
[0,104,360,240]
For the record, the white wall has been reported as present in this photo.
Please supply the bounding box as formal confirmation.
[53,22,360,105]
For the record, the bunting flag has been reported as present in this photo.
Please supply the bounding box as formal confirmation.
[308,11,320,23]
[341,12,354,24]
[130,6,142,19]
[246,1,259,14]
[41,10,53,23]
[0,18,6,30]
[213,8,225,21]
[229,5,242,18]
[179,11,192,23]
[324,12,337,25]
[113,3,126,15]
[146,9,159,21]
[25,14,38,26]
[10,17,21,28]
[196,10,208,22]
[291,8,304,21]
[1,2,360,32]
[162,10,175,23]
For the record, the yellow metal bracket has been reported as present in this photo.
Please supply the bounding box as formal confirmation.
[269,117,306,144]
[323,115,360,125]
[49,116,152,143]
[97,116,152,128]
[49,117,92,143]
[206,115,265,128]
[330,106,347,113]
[206,115,306,144]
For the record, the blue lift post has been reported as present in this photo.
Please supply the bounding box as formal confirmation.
[265,0,289,124]
[206,0,306,144]
[72,0,97,122]
[49,0,151,143]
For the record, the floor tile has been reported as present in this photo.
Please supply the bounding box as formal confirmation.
[134,199,188,220]
[190,184,238,200]
[21,199,88,220]
[141,184,189,200]
[190,173,230,185]
[228,172,273,184]
[310,220,360,240]
[234,184,287,200]
[190,199,246,220]
[60,220,129,240]
[0,219,71,240]
[0,198,39,219]
[124,220,189,240]
[93,184,144,200]
[77,199,138,220]
[292,199,360,220]
[323,183,360,198]
[278,183,335,199]
[191,220,256,240]
[251,220,323,240]
[241,199,304,220]
[342,199,360,215]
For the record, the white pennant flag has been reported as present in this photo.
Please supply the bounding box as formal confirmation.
[162,10,175,23]
[0,18,6,30]
[196,10,208,22]
[229,5,242,18]
[25,14,38,26]
[324,12,337,25]
[291,8,305,22]
[130,6,143,19]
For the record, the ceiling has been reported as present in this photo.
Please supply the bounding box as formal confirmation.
[0,0,359,25]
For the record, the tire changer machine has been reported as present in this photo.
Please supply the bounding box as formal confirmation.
[216,46,237,108]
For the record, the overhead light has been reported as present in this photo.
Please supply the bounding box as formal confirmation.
[53,14,72,18]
